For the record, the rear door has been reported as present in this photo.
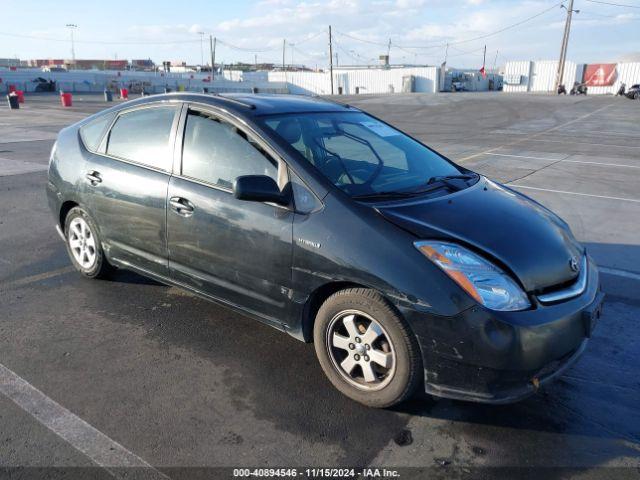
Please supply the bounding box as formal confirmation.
[167,105,294,325]
[83,103,181,277]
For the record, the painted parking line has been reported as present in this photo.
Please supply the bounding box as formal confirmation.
[599,267,640,282]
[457,103,615,163]
[485,152,567,162]
[485,152,640,169]
[0,363,169,479]
[514,137,640,149]
[562,159,640,169]
[508,184,640,204]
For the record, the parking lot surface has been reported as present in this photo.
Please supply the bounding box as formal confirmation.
[1,93,639,479]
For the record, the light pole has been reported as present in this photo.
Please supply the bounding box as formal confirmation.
[198,31,205,67]
[66,24,78,67]
[289,43,295,70]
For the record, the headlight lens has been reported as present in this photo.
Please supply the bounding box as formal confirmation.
[414,241,531,311]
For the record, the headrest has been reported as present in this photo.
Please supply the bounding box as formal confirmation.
[275,119,302,144]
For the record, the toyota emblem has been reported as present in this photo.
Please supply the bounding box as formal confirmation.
[569,257,580,272]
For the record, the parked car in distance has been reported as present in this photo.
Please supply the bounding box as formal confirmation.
[47,93,604,407]
[625,84,640,100]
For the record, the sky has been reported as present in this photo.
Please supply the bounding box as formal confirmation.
[1,0,639,68]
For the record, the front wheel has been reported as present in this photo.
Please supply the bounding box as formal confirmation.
[313,288,422,408]
[64,206,112,279]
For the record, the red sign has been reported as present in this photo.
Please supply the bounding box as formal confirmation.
[583,64,617,86]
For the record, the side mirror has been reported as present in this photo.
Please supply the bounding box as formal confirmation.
[233,175,288,206]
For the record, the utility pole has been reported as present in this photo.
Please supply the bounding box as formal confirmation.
[387,38,391,66]
[210,35,215,76]
[198,31,205,67]
[66,24,77,66]
[289,42,295,69]
[554,0,579,91]
[439,43,449,92]
[482,45,487,70]
[282,39,286,71]
[329,25,334,95]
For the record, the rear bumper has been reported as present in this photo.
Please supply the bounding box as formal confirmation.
[400,257,603,404]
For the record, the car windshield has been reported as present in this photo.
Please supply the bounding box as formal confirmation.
[261,111,466,198]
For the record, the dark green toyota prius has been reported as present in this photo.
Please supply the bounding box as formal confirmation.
[47,93,604,408]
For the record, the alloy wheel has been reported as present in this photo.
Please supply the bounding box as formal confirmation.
[68,217,97,270]
[326,309,396,391]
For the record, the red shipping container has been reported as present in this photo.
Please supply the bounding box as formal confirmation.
[60,92,73,107]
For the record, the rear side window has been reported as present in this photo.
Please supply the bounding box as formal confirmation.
[182,110,277,189]
[106,106,177,170]
[79,113,114,152]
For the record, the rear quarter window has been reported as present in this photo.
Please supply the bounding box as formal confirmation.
[79,113,115,152]
[106,106,177,171]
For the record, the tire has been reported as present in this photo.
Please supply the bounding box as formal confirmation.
[313,288,422,408]
[634,92,640,100]
[64,206,112,279]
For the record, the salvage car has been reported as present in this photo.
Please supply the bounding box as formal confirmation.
[47,93,604,407]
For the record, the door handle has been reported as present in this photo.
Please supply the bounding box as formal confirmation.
[169,196,195,216]
[85,171,102,185]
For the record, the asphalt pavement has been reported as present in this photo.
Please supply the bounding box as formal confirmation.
[0,92,639,479]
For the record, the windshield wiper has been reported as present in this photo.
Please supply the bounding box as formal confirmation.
[353,173,478,201]
[352,190,426,200]
[427,173,477,185]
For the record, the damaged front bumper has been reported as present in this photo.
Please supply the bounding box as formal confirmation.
[401,256,604,404]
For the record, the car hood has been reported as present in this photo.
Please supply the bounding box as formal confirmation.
[376,177,584,292]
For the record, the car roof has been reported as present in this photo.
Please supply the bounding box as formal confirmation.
[128,92,355,117]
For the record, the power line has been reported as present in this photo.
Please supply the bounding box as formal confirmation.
[0,30,202,45]
[293,30,326,46]
[584,0,640,8]
[334,2,562,51]
[443,2,563,47]
[0,30,318,53]
[447,45,487,58]
[216,39,280,53]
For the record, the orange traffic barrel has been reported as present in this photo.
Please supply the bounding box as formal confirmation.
[60,92,73,107]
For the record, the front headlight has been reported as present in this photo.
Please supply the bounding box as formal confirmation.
[414,241,531,311]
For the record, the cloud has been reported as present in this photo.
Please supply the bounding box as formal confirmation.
[63,0,631,66]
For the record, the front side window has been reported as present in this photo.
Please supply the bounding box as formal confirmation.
[182,110,277,190]
[106,106,177,170]
[261,112,463,197]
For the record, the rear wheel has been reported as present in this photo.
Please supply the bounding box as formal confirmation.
[313,288,422,408]
[64,207,112,279]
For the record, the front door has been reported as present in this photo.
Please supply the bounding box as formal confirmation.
[83,104,180,277]
[167,106,294,325]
